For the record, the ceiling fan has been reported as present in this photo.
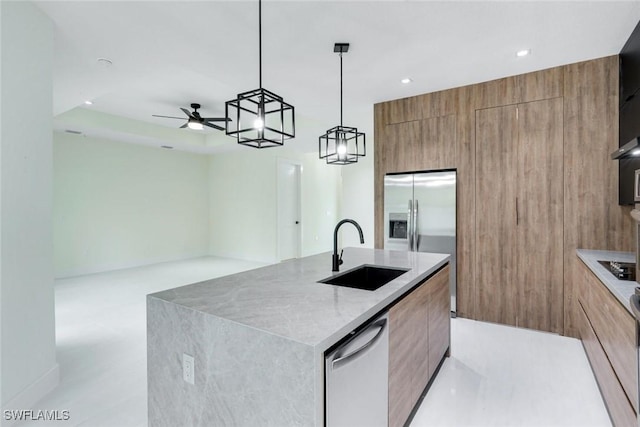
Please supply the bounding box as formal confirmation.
[152,103,229,131]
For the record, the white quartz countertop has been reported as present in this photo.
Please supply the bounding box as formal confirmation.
[148,247,449,349]
[576,249,637,315]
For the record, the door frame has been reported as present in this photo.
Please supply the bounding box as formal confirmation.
[276,158,302,262]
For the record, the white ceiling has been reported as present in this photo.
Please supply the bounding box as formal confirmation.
[37,1,640,154]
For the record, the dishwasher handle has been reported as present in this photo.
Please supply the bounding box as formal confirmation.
[331,318,387,370]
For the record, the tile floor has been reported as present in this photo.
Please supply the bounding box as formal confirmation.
[20,257,612,427]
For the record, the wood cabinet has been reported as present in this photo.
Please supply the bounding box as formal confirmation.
[375,57,630,336]
[577,260,638,427]
[388,264,450,427]
[475,98,563,333]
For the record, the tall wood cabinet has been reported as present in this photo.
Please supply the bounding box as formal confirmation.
[375,56,632,337]
[475,98,563,332]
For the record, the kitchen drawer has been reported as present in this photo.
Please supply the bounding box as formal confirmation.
[579,261,638,412]
[578,302,637,427]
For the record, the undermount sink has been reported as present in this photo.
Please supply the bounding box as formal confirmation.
[319,265,410,291]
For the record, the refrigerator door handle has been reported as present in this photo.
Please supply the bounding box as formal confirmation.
[413,199,419,251]
[408,200,413,251]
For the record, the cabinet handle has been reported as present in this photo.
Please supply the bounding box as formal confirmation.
[516,197,519,226]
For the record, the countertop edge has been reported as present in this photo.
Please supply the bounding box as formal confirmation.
[576,249,636,315]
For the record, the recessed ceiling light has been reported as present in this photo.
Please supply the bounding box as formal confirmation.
[401,78,413,84]
[516,49,531,57]
[96,58,113,68]
[84,100,93,105]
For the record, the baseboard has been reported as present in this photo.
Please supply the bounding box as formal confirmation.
[1,364,60,427]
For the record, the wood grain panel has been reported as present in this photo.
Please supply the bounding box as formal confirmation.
[420,89,457,119]
[420,115,456,170]
[383,121,422,174]
[578,302,637,427]
[412,272,431,403]
[374,103,386,249]
[475,105,518,326]
[454,86,476,319]
[517,67,563,103]
[516,98,564,333]
[563,56,630,338]
[428,266,451,378]
[388,288,419,427]
[473,76,519,109]
[384,97,423,125]
[580,261,638,412]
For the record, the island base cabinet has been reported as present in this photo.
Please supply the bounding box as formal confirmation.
[388,265,450,427]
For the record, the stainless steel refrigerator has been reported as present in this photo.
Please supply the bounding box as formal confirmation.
[384,170,457,315]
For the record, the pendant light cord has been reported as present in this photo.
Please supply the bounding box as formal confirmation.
[259,0,262,89]
[340,52,343,127]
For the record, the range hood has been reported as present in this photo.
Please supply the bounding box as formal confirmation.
[611,137,640,160]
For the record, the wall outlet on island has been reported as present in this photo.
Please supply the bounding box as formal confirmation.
[183,353,195,385]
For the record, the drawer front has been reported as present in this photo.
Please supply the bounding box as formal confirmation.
[580,263,638,412]
[578,302,637,427]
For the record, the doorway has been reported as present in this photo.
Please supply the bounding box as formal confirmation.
[277,159,302,261]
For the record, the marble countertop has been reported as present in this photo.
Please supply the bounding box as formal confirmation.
[149,247,449,349]
[576,249,637,315]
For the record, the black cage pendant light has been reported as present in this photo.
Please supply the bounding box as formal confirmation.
[225,0,295,148]
[319,43,365,165]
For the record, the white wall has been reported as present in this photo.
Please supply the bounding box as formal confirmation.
[53,133,210,277]
[340,147,375,248]
[209,148,341,263]
[1,0,58,412]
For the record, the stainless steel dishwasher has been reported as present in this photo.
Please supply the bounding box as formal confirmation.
[325,312,389,427]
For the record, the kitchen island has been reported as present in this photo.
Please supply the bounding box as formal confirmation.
[147,247,450,426]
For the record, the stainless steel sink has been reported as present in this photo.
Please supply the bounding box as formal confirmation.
[319,265,410,291]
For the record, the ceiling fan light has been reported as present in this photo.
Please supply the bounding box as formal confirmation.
[187,120,203,130]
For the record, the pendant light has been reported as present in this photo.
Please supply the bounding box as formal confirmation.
[319,43,365,165]
[225,0,295,148]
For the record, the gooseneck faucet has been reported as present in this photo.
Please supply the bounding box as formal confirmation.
[333,219,365,271]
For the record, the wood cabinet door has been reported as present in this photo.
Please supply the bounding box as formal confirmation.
[516,98,564,333]
[388,285,421,427]
[383,121,422,173]
[427,265,451,378]
[420,115,456,170]
[475,105,519,327]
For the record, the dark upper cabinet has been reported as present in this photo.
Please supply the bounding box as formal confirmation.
[620,20,640,108]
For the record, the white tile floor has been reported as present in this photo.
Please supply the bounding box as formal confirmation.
[21,257,612,427]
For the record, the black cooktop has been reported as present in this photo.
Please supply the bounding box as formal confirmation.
[597,260,637,281]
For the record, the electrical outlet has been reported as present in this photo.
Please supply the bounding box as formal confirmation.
[183,353,195,385]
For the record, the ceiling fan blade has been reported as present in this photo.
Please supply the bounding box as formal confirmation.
[180,108,193,118]
[203,117,231,122]
[152,115,185,120]
[180,123,188,129]
[204,122,225,131]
